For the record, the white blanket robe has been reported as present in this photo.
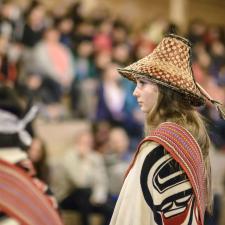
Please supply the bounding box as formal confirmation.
[110,141,199,225]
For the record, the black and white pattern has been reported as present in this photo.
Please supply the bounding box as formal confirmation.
[140,145,197,225]
[0,106,38,147]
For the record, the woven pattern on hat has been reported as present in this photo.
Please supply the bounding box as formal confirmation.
[118,34,205,106]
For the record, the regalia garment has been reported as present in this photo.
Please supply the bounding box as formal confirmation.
[0,149,63,225]
[110,122,206,225]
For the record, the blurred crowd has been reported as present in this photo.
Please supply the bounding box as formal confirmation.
[0,0,225,225]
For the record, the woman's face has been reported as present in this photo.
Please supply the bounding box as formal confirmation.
[133,78,159,113]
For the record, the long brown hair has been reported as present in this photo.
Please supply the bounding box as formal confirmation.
[145,85,212,212]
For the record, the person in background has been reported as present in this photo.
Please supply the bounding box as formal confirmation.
[27,137,50,183]
[95,63,128,126]
[59,127,113,225]
[92,120,111,154]
[21,3,46,48]
[96,62,144,148]
[31,26,75,92]
[104,127,132,203]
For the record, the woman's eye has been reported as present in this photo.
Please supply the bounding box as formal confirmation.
[139,80,147,85]
[136,79,150,88]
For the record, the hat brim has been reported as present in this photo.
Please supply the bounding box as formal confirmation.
[118,68,205,106]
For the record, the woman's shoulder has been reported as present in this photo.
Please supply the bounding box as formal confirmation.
[134,140,163,162]
[139,139,160,153]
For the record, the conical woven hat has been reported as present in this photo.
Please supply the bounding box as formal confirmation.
[118,34,205,106]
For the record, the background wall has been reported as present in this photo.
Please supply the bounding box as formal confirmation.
[188,0,225,25]
[14,0,225,31]
[100,0,225,31]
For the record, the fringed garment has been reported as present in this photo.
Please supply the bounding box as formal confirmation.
[110,122,206,225]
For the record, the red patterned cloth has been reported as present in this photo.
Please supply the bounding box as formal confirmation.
[0,159,63,225]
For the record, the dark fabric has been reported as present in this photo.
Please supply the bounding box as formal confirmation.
[0,86,23,117]
[18,76,63,104]
[22,24,44,47]
[60,188,114,225]
[204,194,221,225]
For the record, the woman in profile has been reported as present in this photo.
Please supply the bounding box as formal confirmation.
[109,34,225,225]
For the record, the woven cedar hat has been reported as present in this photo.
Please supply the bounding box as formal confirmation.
[118,34,225,118]
[118,34,205,106]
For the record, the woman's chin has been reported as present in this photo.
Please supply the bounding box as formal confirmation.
[140,107,148,114]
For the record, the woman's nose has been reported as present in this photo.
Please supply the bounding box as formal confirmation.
[133,86,139,97]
